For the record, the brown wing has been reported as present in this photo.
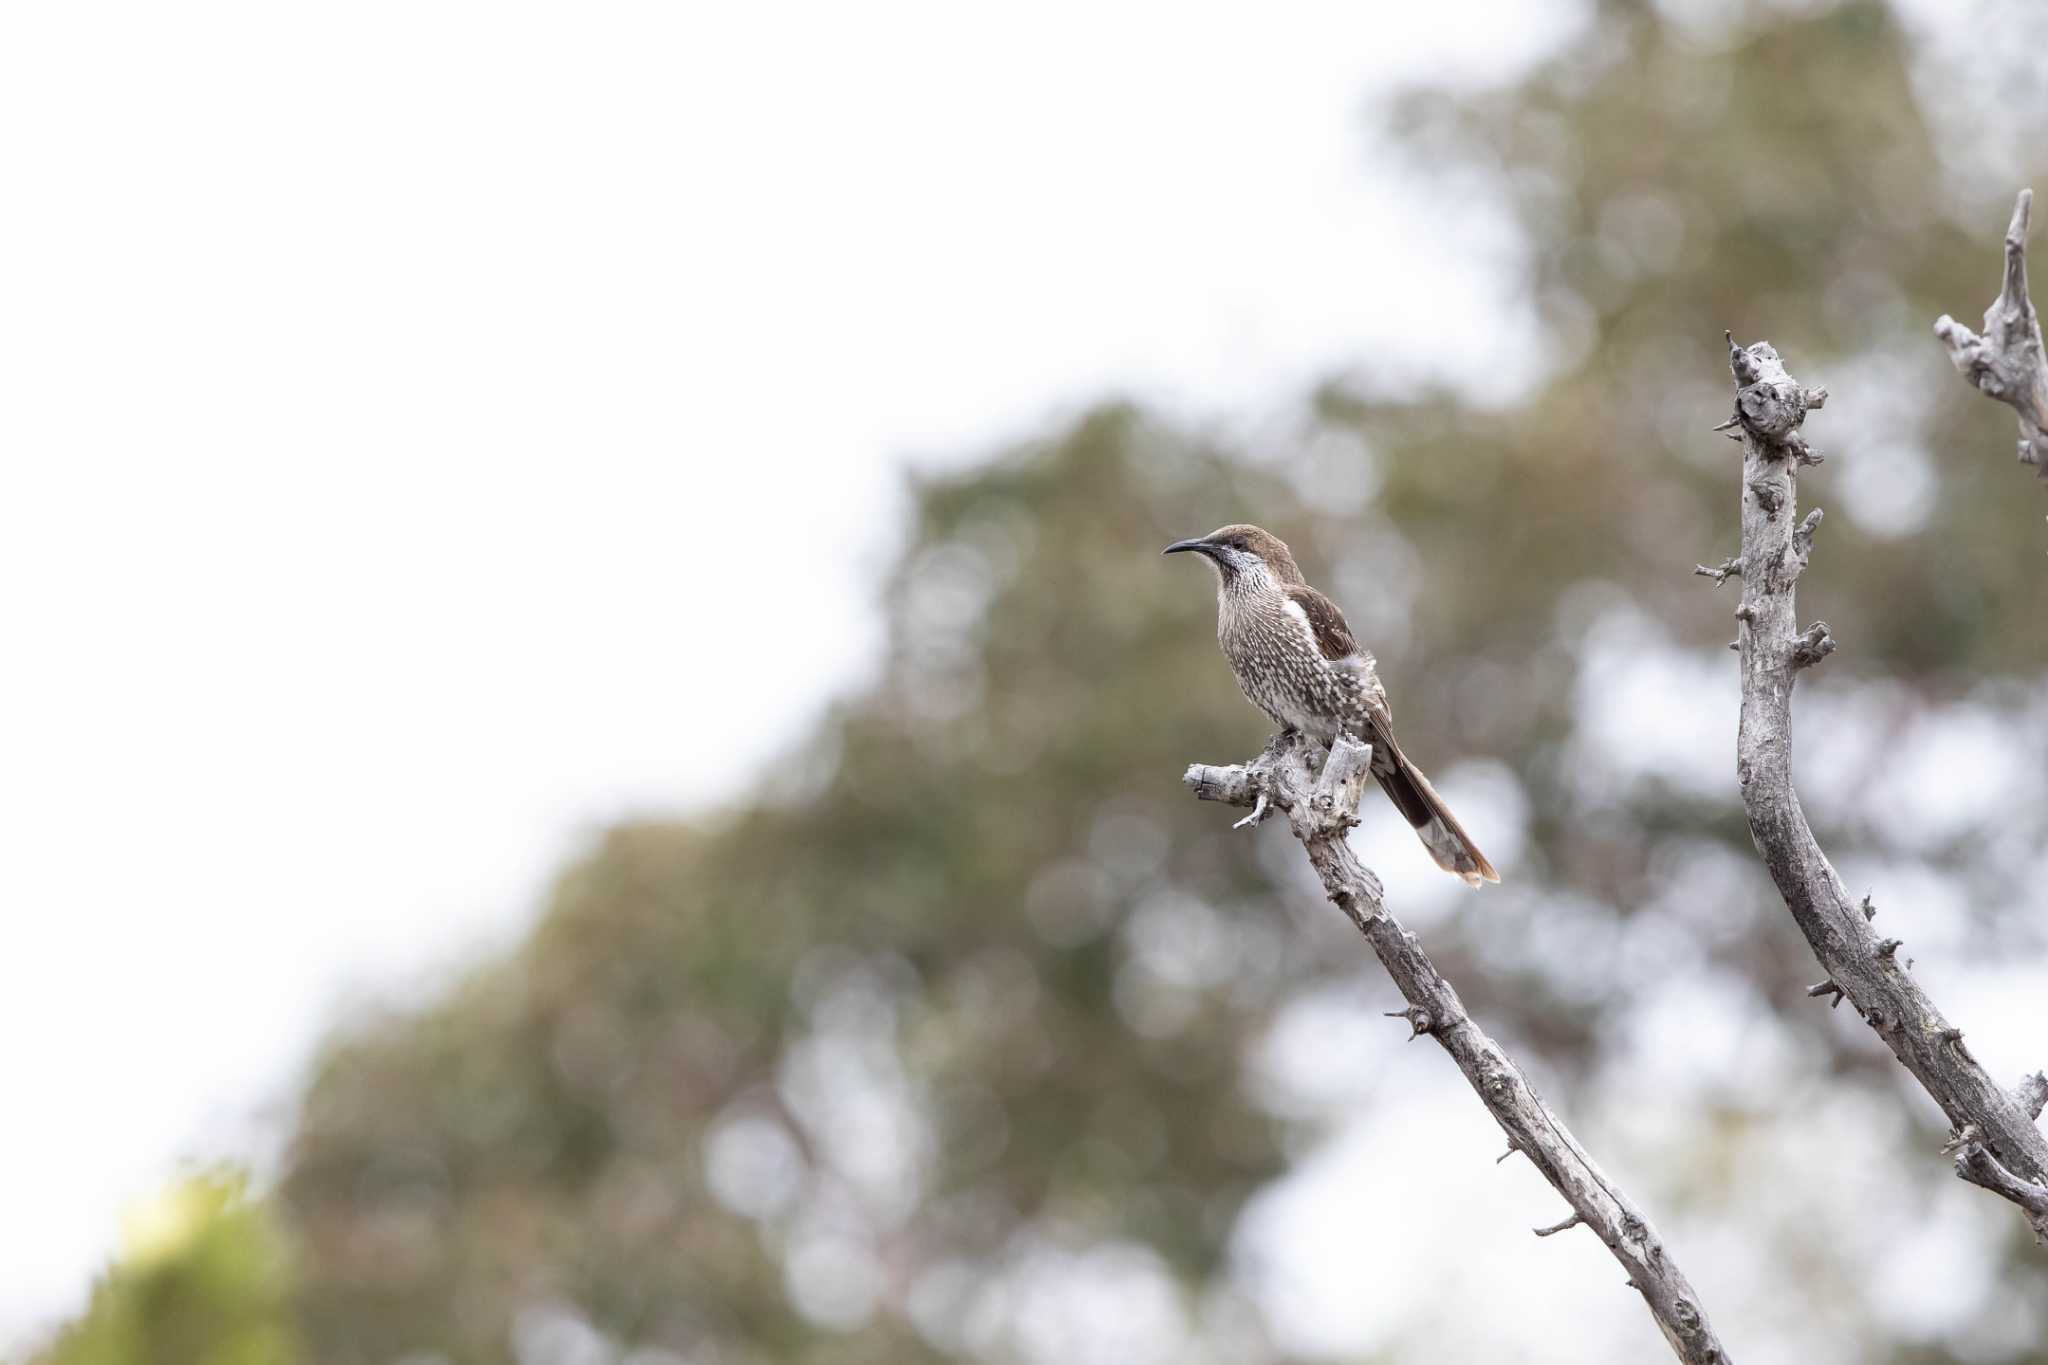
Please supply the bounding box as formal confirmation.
[1287,583,1395,732]
[1288,587,1493,883]
[1283,584,1357,661]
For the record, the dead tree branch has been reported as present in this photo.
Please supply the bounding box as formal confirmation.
[2020,1072,2048,1123]
[1185,732,1731,1363]
[1935,189,2048,479]
[1715,334,2048,1243]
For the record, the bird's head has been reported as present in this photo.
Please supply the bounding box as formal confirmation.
[1162,523,1303,589]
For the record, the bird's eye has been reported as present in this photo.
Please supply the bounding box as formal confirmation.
[1230,538,1247,550]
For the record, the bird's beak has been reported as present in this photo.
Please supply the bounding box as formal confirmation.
[1162,537,1215,559]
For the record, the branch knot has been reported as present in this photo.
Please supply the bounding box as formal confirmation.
[1786,508,1823,580]
[1727,332,1827,458]
[1790,622,1835,670]
[1384,1006,1433,1040]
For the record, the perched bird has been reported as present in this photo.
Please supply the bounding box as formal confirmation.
[1165,523,1498,885]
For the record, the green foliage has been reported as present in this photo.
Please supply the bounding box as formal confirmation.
[33,1170,301,1365]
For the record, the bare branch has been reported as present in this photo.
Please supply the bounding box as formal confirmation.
[1934,189,2048,479]
[1806,979,1845,1009]
[1948,1127,2048,1245]
[1534,1212,1585,1238]
[1722,334,2048,1239]
[1694,556,1743,586]
[1185,733,1731,1364]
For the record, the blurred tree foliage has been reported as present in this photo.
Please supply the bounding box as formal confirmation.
[31,1170,301,1365]
[43,3,2045,1363]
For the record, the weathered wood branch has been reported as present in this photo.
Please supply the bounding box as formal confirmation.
[1950,1126,2048,1229]
[2020,1071,2048,1123]
[1935,188,2048,479]
[1185,732,1731,1363]
[1717,334,2048,1243]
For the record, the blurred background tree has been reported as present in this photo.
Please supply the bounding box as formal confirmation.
[32,1170,301,1365]
[30,2,2048,1363]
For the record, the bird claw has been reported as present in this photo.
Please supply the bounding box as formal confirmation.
[1232,790,1269,830]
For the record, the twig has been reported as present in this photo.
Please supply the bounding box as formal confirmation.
[1694,557,1742,587]
[1806,979,1845,1009]
[1947,1127,2048,1245]
[1935,189,2048,479]
[1232,789,1270,830]
[1715,333,2048,1238]
[1185,733,1731,1364]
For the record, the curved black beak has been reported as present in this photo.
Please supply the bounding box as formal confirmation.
[1162,537,1216,558]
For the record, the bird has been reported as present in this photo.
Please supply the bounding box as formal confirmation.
[1164,523,1498,885]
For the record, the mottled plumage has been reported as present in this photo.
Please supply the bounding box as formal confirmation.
[1165,523,1498,885]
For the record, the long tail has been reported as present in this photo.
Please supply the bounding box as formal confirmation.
[1372,747,1499,886]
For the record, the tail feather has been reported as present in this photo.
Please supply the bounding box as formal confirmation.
[1373,750,1499,887]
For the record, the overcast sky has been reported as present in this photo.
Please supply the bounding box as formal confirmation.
[0,0,1592,1344]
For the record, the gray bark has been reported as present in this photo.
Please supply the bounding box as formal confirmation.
[1717,333,2048,1242]
[1186,733,1732,1364]
[1935,188,2048,479]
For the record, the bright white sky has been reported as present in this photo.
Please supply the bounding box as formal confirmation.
[0,0,1595,1346]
